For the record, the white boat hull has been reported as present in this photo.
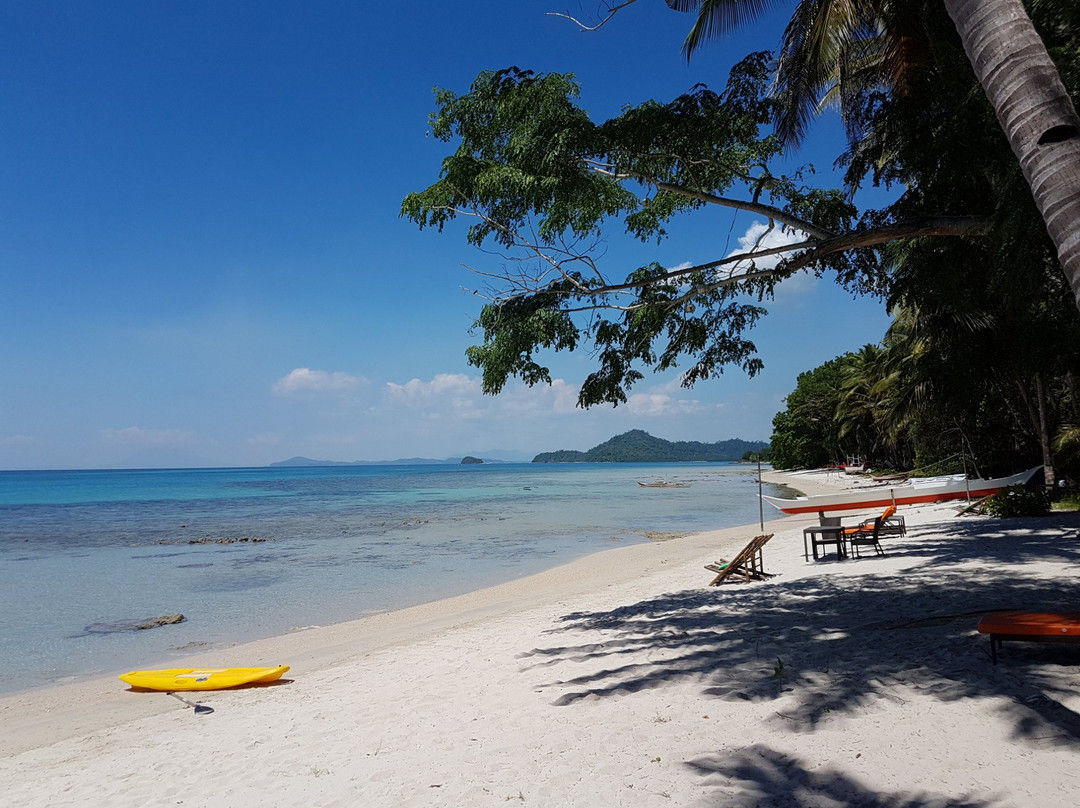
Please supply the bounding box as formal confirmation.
[762,467,1041,515]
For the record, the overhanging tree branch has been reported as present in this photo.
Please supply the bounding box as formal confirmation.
[436,203,986,304]
[652,181,835,239]
[403,55,996,407]
[782,216,989,272]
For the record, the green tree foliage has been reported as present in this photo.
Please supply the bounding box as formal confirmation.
[405,3,1079,475]
[767,358,847,469]
[661,0,1080,307]
[403,54,978,408]
[982,485,1051,517]
[531,429,768,462]
[838,0,1080,482]
[662,0,936,146]
[402,56,760,406]
[770,289,1079,476]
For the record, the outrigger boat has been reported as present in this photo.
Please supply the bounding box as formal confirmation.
[762,467,1041,515]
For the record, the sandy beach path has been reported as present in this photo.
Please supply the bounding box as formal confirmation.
[4,471,1080,806]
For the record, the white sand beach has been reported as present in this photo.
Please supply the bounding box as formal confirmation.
[4,469,1080,806]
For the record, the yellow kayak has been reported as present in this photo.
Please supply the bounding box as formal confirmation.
[119,665,290,691]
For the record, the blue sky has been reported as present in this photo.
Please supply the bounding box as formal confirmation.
[0,1,892,469]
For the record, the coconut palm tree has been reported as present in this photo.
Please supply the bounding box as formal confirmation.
[941,0,1080,310]
[667,0,929,144]
[665,0,1080,309]
[835,343,890,462]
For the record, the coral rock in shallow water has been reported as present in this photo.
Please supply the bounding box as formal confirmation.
[135,614,185,630]
[80,614,186,635]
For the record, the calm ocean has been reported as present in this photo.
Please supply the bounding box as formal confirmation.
[0,462,786,694]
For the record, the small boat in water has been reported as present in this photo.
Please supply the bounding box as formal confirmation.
[638,481,689,488]
[762,467,1041,515]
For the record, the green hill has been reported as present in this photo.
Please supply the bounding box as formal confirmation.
[532,430,768,463]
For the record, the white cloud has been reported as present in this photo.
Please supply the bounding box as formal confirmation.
[732,221,807,267]
[626,390,707,417]
[100,427,196,447]
[665,222,816,301]
[385,374,484,418]
[377,373,584,431]
[382,373,714,422]
[495,378,580,415]
[386,373,476,403]
[378,374,487,428]
[257,367,763,463]
[725,221,817,297]
[272,368,366,398]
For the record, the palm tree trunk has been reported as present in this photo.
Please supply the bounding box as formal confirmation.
[1034,372,1055,486]
[1067,371,1080,422]
[1016,376,1054,484]
[943,0,1080,308]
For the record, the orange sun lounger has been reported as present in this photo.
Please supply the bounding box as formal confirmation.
[977,611,1080,663]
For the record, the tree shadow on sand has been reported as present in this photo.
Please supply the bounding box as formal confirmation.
[518,512,1080,803]
[686,744,1004,807]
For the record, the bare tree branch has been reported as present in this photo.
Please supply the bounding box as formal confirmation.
[652,181,835,239]
[579,158,832,238]
[546,1,642,32]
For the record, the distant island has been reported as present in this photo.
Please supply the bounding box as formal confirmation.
[532,430,769,463]
[270,455,495,468]
[269,432,769,467]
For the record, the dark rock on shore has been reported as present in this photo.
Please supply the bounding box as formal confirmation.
[79,613,186,636]
[155,536,271,546]
[186,536,269,545]
[136,613,185,630]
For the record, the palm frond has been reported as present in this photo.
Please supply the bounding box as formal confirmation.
[675,0,781,60]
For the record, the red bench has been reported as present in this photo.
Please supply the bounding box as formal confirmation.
[977,611,1080,664]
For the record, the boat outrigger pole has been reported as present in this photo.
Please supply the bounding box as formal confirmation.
[757,455,764,532]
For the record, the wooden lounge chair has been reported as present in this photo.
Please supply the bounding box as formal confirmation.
[705,533,775,585]
[977,611,1080,663]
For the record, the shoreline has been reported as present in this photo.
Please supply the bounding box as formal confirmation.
[0,461,778,695]
[10,469,1079,805]
[0,469,820,756]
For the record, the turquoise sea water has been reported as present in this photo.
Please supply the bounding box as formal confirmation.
[0,462,784,694]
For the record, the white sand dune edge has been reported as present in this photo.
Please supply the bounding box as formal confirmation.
[4,470,1080,806]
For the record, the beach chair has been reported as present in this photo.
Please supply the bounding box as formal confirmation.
[875,504,906,536]
[846,517,885,558]
[805,515,845,560]
[840,505,904,555]
[859,504,904,536]
[843,505,905,537]
[705,534,775,585]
